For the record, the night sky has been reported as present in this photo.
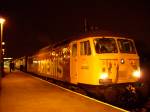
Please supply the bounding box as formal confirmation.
[0,0,150,60]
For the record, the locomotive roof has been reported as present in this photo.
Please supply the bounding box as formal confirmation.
[53,30,130,48]
[36,30,130,54]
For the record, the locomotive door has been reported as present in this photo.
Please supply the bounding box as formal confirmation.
[70,42,78,84]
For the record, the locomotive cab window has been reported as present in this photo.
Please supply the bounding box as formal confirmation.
[72,43,77,57]
[94,38,117,53]
[80,40,91,55]
[117,39,136,53]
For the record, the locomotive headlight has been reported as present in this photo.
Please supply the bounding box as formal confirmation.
[133,70,141,78]
[100,72,108,79]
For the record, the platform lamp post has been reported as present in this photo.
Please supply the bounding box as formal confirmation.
[0,18,5,77]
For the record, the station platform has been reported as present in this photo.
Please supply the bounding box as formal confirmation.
[0,68,128,112]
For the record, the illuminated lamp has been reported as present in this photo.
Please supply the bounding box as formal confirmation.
[133,70,141,78]
[100,72,108,79]
[120,58,125,64]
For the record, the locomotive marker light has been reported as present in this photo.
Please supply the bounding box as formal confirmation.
[120,58,125,64]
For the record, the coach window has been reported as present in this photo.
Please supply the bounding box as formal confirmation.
[80,40,91,55]
[28,57,33,64]
[72,43,77,57]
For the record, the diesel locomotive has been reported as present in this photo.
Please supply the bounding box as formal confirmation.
[14,32,142,104]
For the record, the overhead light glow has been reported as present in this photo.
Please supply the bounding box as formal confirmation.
[3,57,13,60]
[2,42,5,45]
[0,18,5,24]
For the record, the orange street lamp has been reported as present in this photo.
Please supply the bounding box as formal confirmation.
[0,17,5,77]
[0,18,5,45]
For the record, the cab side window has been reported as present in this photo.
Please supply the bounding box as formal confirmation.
[80,40,91,55]
[72,43,77,57]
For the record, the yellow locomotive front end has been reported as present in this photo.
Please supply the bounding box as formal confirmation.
[70,36,141,86]
[92,37,141,85]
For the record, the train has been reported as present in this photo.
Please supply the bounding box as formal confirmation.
[14,31,142,104]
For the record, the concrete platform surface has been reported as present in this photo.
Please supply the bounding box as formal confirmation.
[0,70,128,112]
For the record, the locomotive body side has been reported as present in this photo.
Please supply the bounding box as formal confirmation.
[27,44,71,82]
[25,35,140,86]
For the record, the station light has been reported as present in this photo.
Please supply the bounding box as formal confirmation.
[2,42,5,45]
[2,49,5,54]
[0,18,5,24]
[3,57,13,60]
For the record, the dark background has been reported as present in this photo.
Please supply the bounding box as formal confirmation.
[0,0,150,62]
